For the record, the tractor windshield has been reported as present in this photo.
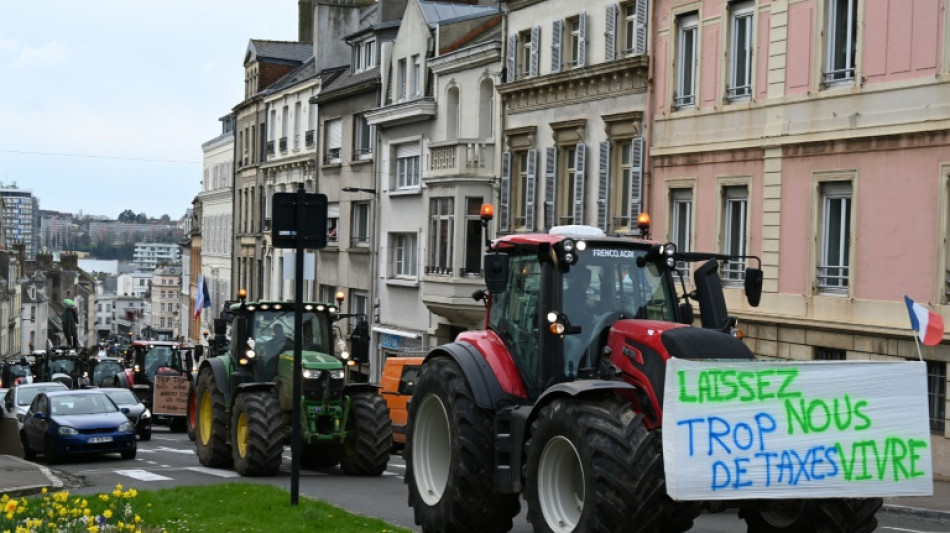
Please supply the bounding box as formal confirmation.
[251,310,331,358]
[144,346,175,382]
[562,246,676,326]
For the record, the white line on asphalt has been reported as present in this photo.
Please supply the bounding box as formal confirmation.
[388,463,405,471]
[882,527,944,533]
[185,466,240,478]
[114,470,174,482]
[151,446,196,455]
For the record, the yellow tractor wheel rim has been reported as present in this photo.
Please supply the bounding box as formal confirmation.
[236,412,249,458]
[199,390,213,445]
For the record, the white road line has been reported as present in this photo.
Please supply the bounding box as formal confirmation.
[388,463,405,471]
[882,527,944,533]
[114,469,174,482]
[151,446,196,455]
[185,466,240,478]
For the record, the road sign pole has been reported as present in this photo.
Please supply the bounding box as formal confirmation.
[290,183,305,506]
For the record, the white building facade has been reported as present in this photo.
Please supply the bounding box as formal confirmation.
[201,115,236,316]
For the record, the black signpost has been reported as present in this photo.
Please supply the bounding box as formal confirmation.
[271,184,327,505]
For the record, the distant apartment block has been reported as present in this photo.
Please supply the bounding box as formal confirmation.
[133,242,181,270]
[0,184,40,259]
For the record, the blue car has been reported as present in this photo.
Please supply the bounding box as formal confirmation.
[20,389,137,463]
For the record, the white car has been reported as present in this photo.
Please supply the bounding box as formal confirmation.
[3,382,69,429]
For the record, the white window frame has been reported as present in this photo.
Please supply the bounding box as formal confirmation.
[354,114,372,160]
[391,233,418,279]
[397,59,407,101]
[721,184,748,284]
[520,30,533,77]
[325,118,342,164]
[824,0,857,86]
[411,54,421,97]
[558,146,577,225]
[428,197,454,274]
[727,2,754,101]
[675,13,699,109]
[817,181,852,294]
[670,187,693,276]
[293,101,302,149]
[395,143,421,189]
[568,16,581,67]
[351,202,370,247]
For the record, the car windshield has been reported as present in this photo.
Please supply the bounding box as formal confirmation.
[93,361,124,384]
[50,393,118,415]
[102,389,138,406]
[18,384,67,406]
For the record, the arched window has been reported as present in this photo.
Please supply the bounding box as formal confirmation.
[446,86,460,139]
[478,80,494,139]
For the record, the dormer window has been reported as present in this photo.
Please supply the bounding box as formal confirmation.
[355,39,377,72]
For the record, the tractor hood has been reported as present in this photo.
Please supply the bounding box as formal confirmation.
[279,350,343,370]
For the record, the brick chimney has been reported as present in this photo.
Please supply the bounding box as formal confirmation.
[36,252,54,271]
[299,0,313,42]
[61,252,79,272]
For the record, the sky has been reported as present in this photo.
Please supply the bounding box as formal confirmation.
[0,1,300,220]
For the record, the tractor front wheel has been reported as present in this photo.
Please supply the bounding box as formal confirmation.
[525,396,698,533]
[340,392,392,476]
[230,390,283,476]
[405,357,520,533]
[741,498,882,533]
[194,368,231,467]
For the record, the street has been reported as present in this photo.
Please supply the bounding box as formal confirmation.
[36,427,950,533]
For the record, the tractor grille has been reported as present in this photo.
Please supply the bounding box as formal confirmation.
[302,373,345,402]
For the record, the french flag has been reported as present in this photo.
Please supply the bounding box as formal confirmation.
[904,295,945,346]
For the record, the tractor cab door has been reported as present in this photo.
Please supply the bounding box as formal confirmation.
[488,254,545,398]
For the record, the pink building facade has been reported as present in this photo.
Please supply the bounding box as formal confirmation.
[649,0,950,476]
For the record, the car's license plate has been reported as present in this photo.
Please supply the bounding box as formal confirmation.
[88,436,113,444]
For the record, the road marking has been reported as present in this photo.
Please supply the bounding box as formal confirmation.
[185,466,240,478]
[115,470,174,482]
[882,528,944,533]
[388,463,405,471]
[151,446,196,455]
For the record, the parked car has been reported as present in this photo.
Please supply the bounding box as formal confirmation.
[379,356,423,451]
[101,387,151,440]
[3,382,70,429]
[20,389,137,463]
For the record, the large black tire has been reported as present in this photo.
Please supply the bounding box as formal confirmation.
[340,392,392,476]
[525,395,699,533]
[194,368,231,467]
[186,384,197,441]
[741,498,882,533]
[405,357,520,533]
[302,441,343,469]
[230,390,283,476]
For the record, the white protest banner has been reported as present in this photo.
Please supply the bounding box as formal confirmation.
[662,359,933,500]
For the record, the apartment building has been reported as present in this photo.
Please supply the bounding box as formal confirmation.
[132,242,181,270]
[200,114,235,320]
[650,0,950,476]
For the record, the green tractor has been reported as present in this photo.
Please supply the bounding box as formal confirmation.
[193,292,391,476]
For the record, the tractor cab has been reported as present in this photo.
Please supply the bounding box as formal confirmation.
[482,221,762,401]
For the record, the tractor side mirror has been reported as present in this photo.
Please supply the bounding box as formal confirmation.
[350,320,369,364]
[678,302,694,324]
[484,253,509,293]
[744,268,763,307]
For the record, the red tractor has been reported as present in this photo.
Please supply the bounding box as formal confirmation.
[404,213,881,532]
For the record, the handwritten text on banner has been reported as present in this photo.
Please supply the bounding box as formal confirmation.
[662,359,933,500]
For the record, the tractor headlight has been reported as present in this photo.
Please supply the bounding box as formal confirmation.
[330,370,344,380]
[58,426,78,436]
[133,364,140,373]
[118,421,133,433]
[245,349,256,359]
[239,358,250,366]
[340,350,350,360]
[562,239,575,252]
[303,369,323,379]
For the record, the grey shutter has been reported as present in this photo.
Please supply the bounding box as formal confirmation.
[605,4,617,62]
[529,25,541,77]
[630,138,644,232]
[500,151,511,232]
[597,141,610,231]
[635,0,648,56]
[578,12,588,67]
[544,147,557,230]
[506,34,517,82]
[574,143,586,224]
[526,149,538,232]
[551,20,563,73]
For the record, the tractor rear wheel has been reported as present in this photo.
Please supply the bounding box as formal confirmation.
[405,357,520,533]
[340,392,392,476]
[741,498,882,533]
[525,396,698,533]
[186,384,197,442]
[194,368,231,467]
[231,390,283,476]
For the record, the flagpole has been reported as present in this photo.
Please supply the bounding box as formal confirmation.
[912,329,923,362]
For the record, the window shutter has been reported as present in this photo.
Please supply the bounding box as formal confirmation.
[328,120,342,149]
[530,25,541,77]
[506,34,518,82]
[630,138,644,231]
[526,149,538,232]
[635,0,649,56]
[578,12,588,66]
[574,143,586,224]
[597,141,610,231]
[396,143,420,158]
[500,151,511,232]
[605,4,617,62]
[544,147,557,230]
[551,20,563,74]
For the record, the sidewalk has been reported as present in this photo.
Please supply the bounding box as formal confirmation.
[0,452,948,523]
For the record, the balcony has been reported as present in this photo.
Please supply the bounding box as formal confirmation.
[427,140,495,179]
[422,271,486,324]
[364,97,436,128]
[279,137,288,152]
[305,130,315,147]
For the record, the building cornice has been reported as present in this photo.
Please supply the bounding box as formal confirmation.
[498,56,648,114]
[429,40,501,76]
